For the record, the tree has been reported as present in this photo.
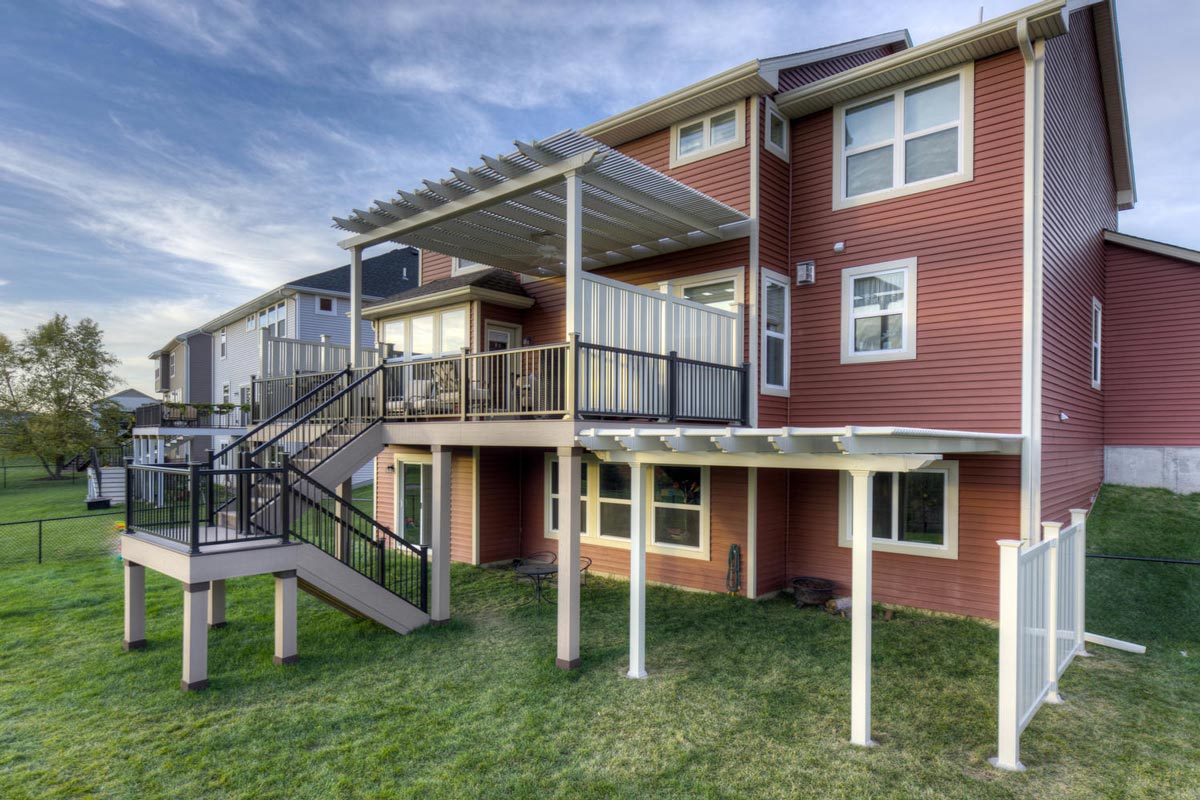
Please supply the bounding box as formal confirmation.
[0,315,121,478]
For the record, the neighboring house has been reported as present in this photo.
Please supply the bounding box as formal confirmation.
[103,388,157,414]
[120,0,1184,754]
[149,329,211,405]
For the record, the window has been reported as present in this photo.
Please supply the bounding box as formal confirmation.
[451,258,490,276]
[246,314,256,331]
[762,270,790,392]
[315,296,336,315]
[257,302,287,337]
[833,64,974,209]
[1091,297,1102,389]
[219,327,226,359]
[379,305,469,359]
[545,456,710,558]
[765,99,789,161]
[841,258,917,363]
[221,383,230,404]
[659,267,745,313]
[838,461,959,559]
[169,353,175,378]
[669,103,746,169]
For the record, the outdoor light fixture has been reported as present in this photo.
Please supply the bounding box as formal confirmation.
[833,241,846,253]
[385,464,396,473]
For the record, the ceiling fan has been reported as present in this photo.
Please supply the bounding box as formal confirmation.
[530,232,563,276]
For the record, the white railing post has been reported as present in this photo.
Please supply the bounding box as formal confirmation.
[1041,521,1064,704]
[993,538,1026,772]
[319,334,330,372]
[1070,508,1089,656]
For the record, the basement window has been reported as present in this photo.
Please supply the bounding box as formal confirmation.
[670,103,746,169]
[838,461,959,559]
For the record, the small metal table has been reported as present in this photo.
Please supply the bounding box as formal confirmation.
[515,562,558,606]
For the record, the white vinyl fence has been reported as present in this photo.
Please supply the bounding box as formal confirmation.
[259,332,385,378]
[580,273,743,366]
[994,509,1088,771]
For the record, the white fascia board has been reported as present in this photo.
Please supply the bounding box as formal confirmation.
[361,286,534,320]
[758,30,912,86]
[1103,230,1200,266]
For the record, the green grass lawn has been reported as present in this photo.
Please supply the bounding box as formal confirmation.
[0,454,105,524]
[0,486,1196,799]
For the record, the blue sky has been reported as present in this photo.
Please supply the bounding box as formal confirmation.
[1,0,1196,394]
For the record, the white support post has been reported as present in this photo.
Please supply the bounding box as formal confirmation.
[274,570,298,665]
[627,462,647,679]
[993,539,1026,772]
[208,578,227,629]
[564,172,584,340]
[430,446,452,624]
[1041,521,1063,704]
[1070,508,1089,656]
[181,581,209,691]
[350,246,364,367]
[123,561,146,651]
[557,446,583,670]
[849,468,875,747]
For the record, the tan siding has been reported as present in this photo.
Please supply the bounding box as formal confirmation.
[785,50,1026,432]
[786,455,1020,620]
[1104,244,1200,445]
[374,446,475,563]
[374,452,396,530]
[1039,10,1117,523]
[615,98,752,214]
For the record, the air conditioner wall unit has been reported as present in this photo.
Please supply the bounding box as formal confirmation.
[795,260,816,285]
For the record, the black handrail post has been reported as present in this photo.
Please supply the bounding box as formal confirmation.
[124,457,134,531]
[420,546,429,612]
[376,539,385,585]
[667,350,679,422]
[204,448,215,524]
[279,454,291,544]
[740,361,751,426]
[570,334,580,419]
[238,450,250,538]
[188,461,202,554]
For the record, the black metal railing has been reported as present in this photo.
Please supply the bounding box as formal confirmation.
[134,402,248,429]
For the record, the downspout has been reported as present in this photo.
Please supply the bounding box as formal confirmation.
[1017,18,1047,542]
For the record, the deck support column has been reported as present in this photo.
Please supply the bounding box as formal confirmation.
[208,578,227,629]
[556,446,583,670]
[274,570,298,665]
[430,445,452,624]
[627,462,647,679]
[181,581,210,691]
[122,561,146,651]
[849,468,876,747]
[349,245,363,367]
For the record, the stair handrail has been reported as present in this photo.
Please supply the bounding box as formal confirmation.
[247,364,384,461]
[88,445,102,497]
[210,366,352,465]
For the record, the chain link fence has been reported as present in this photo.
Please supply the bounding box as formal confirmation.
[0,512,124,566]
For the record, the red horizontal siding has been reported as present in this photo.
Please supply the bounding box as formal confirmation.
[784,50,1026,432]
[785,455,1020,620]
[1039,10,1116,523]
[477,448,522,564]
[1105,243,1200,445]
[374,446,475,563]
[755,468,789,596]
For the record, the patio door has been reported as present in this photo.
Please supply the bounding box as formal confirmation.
[395,457,433,546]
[484,323,521,413]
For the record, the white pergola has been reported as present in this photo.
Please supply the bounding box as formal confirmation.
[332,129,750,364]
[569,425,1022,746]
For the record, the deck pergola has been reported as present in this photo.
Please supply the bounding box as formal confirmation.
[332,129,750,364]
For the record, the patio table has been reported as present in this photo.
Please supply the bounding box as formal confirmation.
[515,561,558,606]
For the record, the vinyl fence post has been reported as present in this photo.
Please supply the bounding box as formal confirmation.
[993,539,1025,772]
[1070,508,1089,655]
[1042,522,1063,704]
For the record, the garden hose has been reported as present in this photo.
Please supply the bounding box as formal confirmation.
[726,543,741,595]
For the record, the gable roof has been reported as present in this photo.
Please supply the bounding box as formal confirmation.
[1104,230,1200,267]
[362,268,532,319]
[288,247,419,297]
[104,388,157,411]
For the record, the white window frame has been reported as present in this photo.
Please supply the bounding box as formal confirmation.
[221,383,230,404]
[245,314,256,331]
[841,258,918,364]
[656,266,745,310]
[838,460,959,559]
[761,268,790,395]
[451,258,490,277]
[544,455,711,560]
[169,353,176,378]
[315,296,337,316]
[1091,297,1102,390]
[257,301,287,338]
[219,327,226,359]
[669,102,746,169]
[378,303,470,360]
[764,98,789,161]
[832,63,975,211]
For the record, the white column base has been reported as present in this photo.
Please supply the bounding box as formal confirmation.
[181,581,209,691]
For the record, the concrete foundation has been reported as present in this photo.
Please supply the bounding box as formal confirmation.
[1105,446,1200,494]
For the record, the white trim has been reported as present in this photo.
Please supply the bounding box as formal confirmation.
[1101,230,1200,265]
[837,460,959,559]
[483,320,522,351]
[832,63,974,210]
[545,454,712,562]
[657,266,746,309]
[1090,297,1102,390]
[451,257,491,277]
[669,102,747,170]
[840,258,918,363]
[378,303,470,360]
[748,95,761,426]
[763,97,789,161]
[314,295,338,316]
[760,268,790,395]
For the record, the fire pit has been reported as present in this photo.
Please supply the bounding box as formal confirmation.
[791,576,836,608]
